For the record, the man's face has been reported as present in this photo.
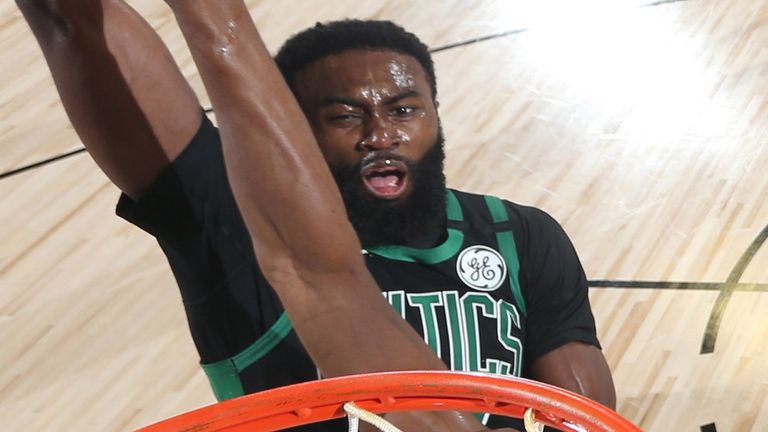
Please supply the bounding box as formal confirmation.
[292,49,446,246]
[292,49,440,202]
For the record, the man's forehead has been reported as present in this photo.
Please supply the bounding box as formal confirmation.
[316,49,419,67]
[294,49,428,96]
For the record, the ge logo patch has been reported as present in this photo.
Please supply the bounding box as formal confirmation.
[456,245,507,291]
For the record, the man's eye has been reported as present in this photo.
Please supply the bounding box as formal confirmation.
[392,106,415,116]
[328,114,361,123]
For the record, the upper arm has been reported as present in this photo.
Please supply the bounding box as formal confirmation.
[527,342,616,409]
[19,0,201,199]
[512,205,615,406]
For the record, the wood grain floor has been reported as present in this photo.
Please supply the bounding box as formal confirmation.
[2,0,767,430]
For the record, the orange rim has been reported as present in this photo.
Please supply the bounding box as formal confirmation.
[138,371,640,431]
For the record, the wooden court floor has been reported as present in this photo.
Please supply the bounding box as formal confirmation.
[2,0,767,430]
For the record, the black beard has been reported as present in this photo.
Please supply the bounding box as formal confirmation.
[330,131,447,248]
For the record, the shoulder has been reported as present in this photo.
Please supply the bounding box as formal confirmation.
[450,189,564,237]
[504,201,566,243]
[506,202,578,263]
[116,114,228,238]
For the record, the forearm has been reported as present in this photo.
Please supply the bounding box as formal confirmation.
[166,0,355,269]
[164,0,447,377]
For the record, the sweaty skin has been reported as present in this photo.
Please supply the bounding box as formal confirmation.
[18,0,613,428]
[292,50,436,169]
[163,1,506,431]
[292,50,438,202]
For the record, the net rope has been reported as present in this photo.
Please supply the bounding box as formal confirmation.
[523,408,545,432]
[343,402,544,432]
[344,402,403,432]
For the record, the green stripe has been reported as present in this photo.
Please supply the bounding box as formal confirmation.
[200,312,293,401]
[484,195,527,316]
[367,228,464,263]
[497,229,525,316]
[446,189,463,222]
[367,190,465,264]
[232,312,293,370]
[484,194,508,223]
[200,358,244,401]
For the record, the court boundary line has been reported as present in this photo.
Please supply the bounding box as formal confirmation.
[589,280,768,291]
[700,223,768,353]
[1,0,696,180]
[0,148,87,180]
[0,107,215,181]
[1,1,752,430]
[430,28,529,53]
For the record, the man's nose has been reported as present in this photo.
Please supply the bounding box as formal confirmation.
[358,115,401,151]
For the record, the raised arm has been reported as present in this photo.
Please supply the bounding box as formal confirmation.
[17,0,201,199]
[163,0,447,378]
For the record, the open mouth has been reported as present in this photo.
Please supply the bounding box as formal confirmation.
[361,159,410,199]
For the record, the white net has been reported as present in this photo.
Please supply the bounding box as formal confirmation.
[344,402,402,432]
[343,402,545,432]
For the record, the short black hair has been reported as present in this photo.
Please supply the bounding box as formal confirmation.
[275,20,437,98]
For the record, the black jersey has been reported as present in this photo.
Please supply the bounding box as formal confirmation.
[117,114,599,430]
[366,190,528,379]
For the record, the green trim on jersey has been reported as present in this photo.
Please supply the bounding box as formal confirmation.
[484,195,526,317]
[201,312,293,401]
[496,230,525,316]
[367,190,465,264]
[483,194,508,224]
[200,190,527,404]
[370,191,526,315]
[232,312,292,370]
[200,357,243,402]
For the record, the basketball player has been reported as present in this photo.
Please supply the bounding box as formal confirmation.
[18,0,615,430]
